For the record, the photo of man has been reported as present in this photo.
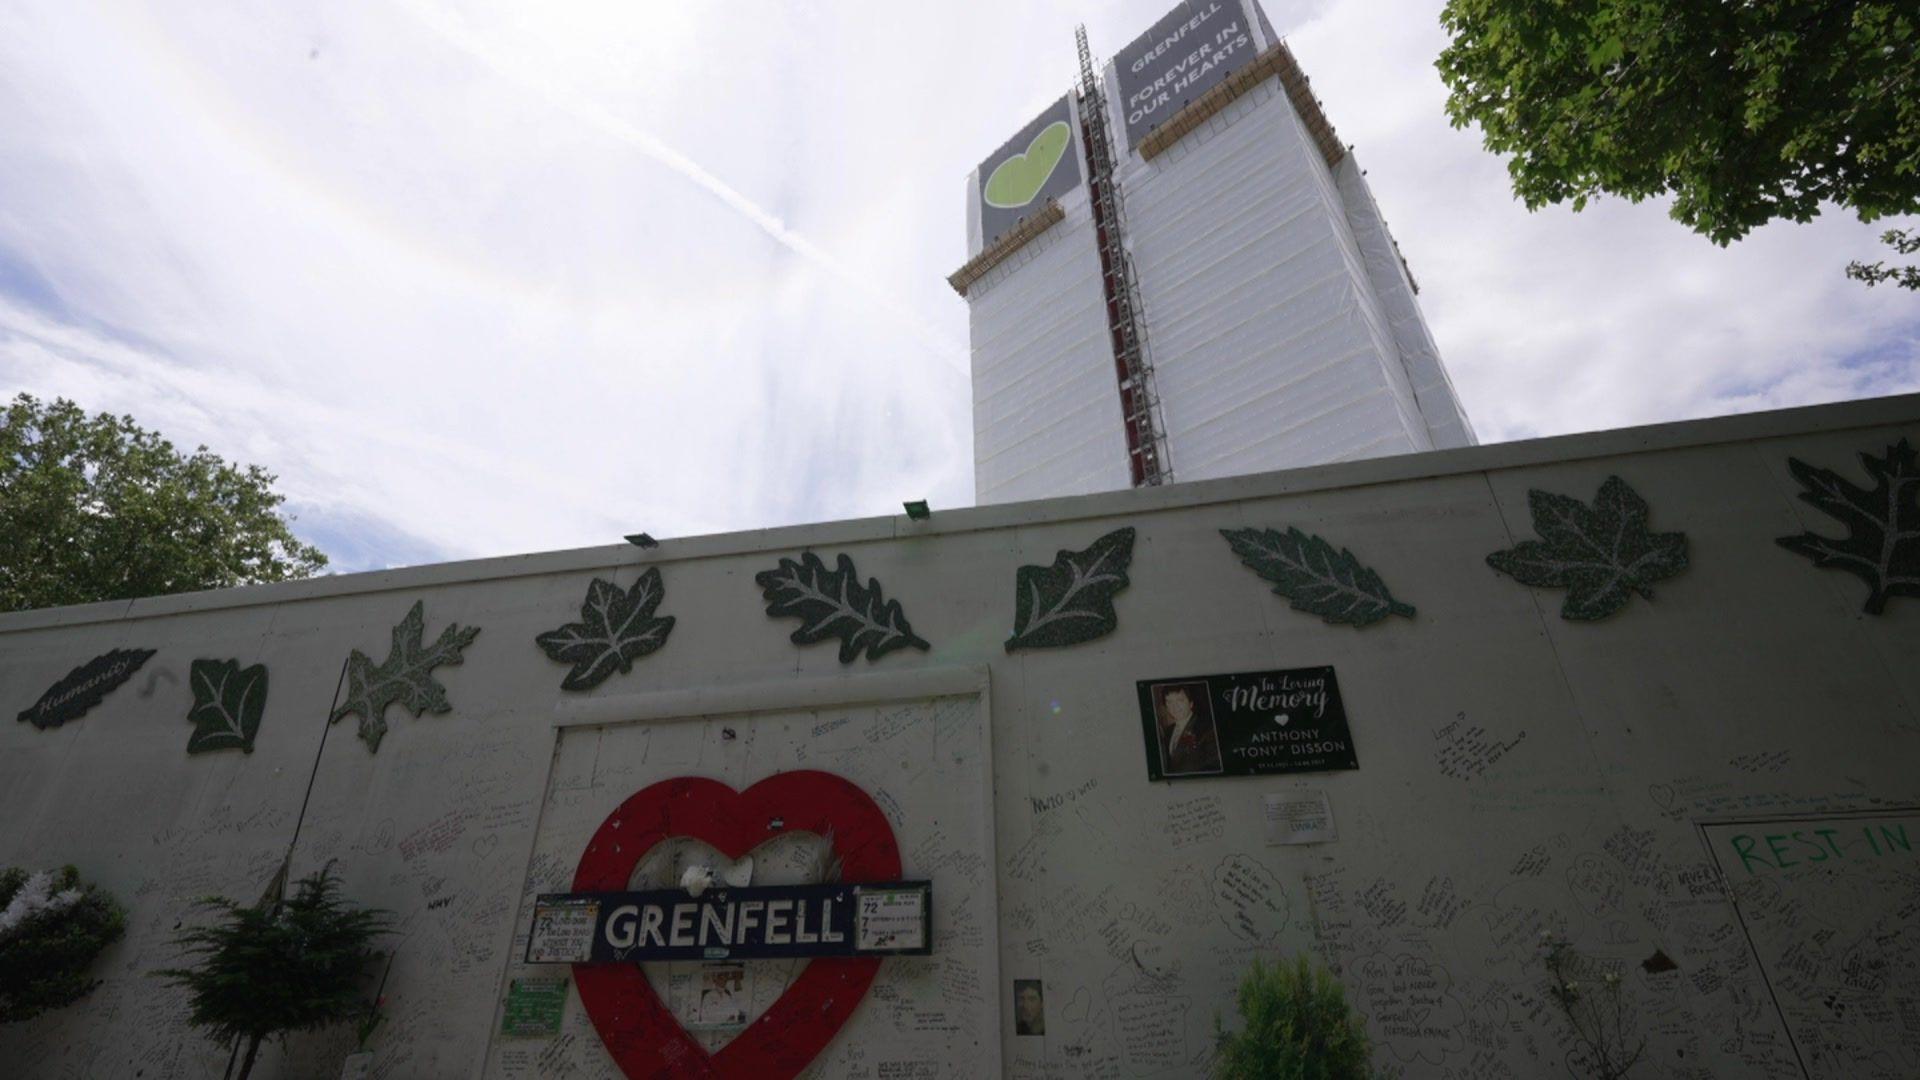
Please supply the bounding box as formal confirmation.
[1013,979,1045,1036]
[1152,681,1223,776]
[696,964,746,1028]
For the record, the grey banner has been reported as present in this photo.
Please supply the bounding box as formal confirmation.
[1114,0,1259,149]
[977,95,1082,247]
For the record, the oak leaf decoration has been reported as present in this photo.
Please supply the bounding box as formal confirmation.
[755,552,929,663]
[330,601,480,751]
[1776,438,1920,614]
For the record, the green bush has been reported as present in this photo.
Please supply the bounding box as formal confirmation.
[1214,954,1371,1080]
[158,864,389,1080]
[0,865,127,1022]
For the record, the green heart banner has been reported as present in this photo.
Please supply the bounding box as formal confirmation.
[976,95,1082,246]
[985,121,1071,208]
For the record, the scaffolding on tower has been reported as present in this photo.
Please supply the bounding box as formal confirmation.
[1075,24,1172,488]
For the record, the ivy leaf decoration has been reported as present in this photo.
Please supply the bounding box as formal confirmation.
[1486,476,1687,620]
[15,647,156,729]
[536,570,676,691]
[1005,526,1135,651]
[1221,526,1414,626]
[330,601,481,752]
[185,659,268,754]
[1776,438,1920,614]
[754,552,930,663]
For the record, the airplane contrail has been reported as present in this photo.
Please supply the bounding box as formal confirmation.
[393,0,968,376]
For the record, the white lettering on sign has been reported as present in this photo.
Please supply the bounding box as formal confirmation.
[1130,1,1223,74]
[605,905,638,949]
[766,899,793,945]
[700,903,734,943]
[669,903,696,947]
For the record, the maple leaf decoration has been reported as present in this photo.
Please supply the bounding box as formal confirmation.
[535,570,676,691]
[1005,526,1135,651]
[1776,438,1920,614]
[331,601,481,751]
[1486,476,1688,621]
[1221,526,1414,627]
[754,552,930,663]
[185,658,268,754]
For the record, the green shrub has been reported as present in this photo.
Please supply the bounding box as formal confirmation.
[0,865,127,1022]
[157,864,389,1080]
[1214,954,1371,1080]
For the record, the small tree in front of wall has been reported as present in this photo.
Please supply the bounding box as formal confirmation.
[158,864,389,1080]
[0,866,127,1022]
[1214,954,1371,1079]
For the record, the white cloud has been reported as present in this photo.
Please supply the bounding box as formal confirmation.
[0,0,1914,573]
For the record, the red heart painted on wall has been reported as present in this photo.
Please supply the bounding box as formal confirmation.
[571,771,901,1079]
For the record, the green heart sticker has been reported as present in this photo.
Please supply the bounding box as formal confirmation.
[984,121,1071,209]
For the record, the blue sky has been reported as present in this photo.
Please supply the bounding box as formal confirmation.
[2,0,1915,574]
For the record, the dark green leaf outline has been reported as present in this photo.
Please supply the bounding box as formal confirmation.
[1005,527,1135,651]
[1221,526,1414,626]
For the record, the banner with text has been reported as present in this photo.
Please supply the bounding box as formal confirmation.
[524,881,931,964]
[1137,666,1358,781]
[1114,0,1259,149]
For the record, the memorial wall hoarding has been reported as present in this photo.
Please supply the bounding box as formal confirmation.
[1114,0,1260,149]
[976,95,1082,246]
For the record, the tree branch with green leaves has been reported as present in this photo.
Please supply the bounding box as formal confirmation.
[1438,1,1918,285]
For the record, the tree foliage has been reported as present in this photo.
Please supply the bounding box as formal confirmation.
[1846,227,1920,289]
[157,865,388,1080]
[1213,954,1371,1080]
[1437,1,1920,251]
[0,394,327,613]
[0,866,127,1023]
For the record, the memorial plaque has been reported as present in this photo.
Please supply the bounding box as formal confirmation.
[1138,666,1359,781]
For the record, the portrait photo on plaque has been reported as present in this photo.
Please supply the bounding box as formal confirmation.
[1147,680,1224,777]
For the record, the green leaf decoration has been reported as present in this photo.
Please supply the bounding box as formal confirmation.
[1005,527,1135,651]
[15,647,155,729]
[1220,527,1415,626]
[185,658,268,754]
[1776,438,1920,615]
[1486,475,1688,621]
[330,601,481,752]
[754,552,930,664]
[535,569,676,691]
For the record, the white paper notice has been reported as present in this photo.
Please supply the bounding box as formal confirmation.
[526,900,599,963]
[1264,790,1335,846]
[854,886,927,951]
